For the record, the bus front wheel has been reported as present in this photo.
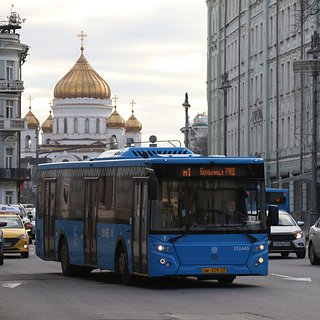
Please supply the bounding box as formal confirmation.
[217,276,236,284]
[60,239,77,276]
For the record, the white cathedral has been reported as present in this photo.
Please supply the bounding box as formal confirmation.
[21,40,142,163]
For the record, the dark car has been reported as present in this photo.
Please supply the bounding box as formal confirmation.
[308,218,320,265]
[0,221,7,265]
[268,209,306,259]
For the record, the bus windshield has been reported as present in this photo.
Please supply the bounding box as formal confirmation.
[150,178,265,233]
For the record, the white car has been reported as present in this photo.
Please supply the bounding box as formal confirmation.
[308,218,320,265]
[268,209,306,259]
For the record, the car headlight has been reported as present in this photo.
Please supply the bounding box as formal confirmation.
[295,231,303,239]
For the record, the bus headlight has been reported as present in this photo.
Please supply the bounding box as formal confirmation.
[255,244,265,251]
[157,245,165,252]
[255,257,264,266]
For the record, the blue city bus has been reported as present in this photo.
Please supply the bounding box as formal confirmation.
[36,147,278,284]
[266,188,290,212]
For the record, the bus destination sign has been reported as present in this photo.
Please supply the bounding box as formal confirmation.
[181,166,237,177]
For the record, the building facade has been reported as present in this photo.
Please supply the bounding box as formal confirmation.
[207,0,320,224]
[0,11,30,204]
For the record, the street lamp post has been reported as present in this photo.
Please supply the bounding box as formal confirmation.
[220,73,231,156]
[307,31,320,226]
[182,92,191,149]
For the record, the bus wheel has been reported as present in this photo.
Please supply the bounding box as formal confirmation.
[117,249,133,285]
[60,239,77,276]
[217,276,235,284]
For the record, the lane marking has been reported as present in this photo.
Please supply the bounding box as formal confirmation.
[1,282,22,288]
[271,273,312,282]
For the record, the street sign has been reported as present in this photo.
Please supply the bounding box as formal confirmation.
[293,60,320,73]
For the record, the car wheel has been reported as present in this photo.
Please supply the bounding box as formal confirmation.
[21,252,29,258]
[60,239,77,276]
[281,252,289,257]
[309,243,320,265]
[0,253,3,265]
[296,251,306,259]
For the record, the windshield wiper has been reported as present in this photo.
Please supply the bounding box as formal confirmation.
[228,225,258,243]
[169,234,186,243]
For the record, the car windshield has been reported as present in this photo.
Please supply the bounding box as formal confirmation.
[0,216,23,228]
[278,211,296,226]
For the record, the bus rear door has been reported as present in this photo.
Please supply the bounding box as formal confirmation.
[84,178,98,267]
[44,179,56,260]
[132,179,148,274]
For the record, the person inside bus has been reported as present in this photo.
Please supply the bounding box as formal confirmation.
[225,200,247,224]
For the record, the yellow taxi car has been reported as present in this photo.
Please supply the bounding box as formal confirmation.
[0,213,29,258]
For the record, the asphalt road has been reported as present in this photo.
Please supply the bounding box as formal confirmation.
[0,245,319,320]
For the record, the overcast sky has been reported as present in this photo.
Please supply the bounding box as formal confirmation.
[1,0,207,145]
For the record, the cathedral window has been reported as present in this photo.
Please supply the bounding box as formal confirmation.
[85,118,89,133]
[110,135,118,149]
[64,118,68,134]
[25,135,31,149]
[96,119,100,134]
[74,118,78,133]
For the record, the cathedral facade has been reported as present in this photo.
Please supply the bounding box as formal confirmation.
[22,41,142,163]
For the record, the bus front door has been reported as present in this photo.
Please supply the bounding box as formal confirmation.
[84,178,98,267]
[132,179,148,274]
[44,179,56,260]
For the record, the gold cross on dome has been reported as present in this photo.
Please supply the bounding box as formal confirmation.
[130,99,136,112]
[77,30,87,48]
[112,94,119,107]
[28,95,33,110]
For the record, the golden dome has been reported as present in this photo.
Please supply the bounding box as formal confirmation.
[54,47,111,99]
[42,111,53,133]
[106,107,125,128]
[125,110,142,132]
[24,107,40,129]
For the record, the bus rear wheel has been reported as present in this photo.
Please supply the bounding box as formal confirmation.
[117,249,133,285]
[60,239,77,276]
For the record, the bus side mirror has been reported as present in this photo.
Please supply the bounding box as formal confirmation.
[148,171,158,200]
[267,205,279,226]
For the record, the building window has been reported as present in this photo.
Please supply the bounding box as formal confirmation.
[5,191,13,204]
[96,119,100,134]
[6,61,14,80]
[110,135,118,149]
[64,118,68,134]
[74,118,78,133]
[127,138,134,147]
[5,100,14,118]
[85,118,89,133]
[5,148,13,168]
[25,135,31,149]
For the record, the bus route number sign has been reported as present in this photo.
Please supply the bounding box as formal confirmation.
[181,166,237,177]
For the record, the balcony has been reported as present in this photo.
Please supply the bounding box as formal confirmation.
[0,80,24,92]
[0,168,31,181]
[0,118,26,131]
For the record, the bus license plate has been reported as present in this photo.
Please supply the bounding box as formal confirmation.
[273,241,290,247]
[202,267,227,274]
